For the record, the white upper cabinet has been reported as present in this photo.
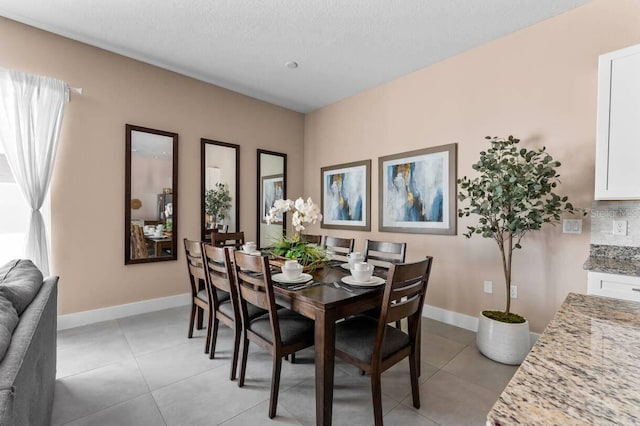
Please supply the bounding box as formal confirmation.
[595,43,640,200]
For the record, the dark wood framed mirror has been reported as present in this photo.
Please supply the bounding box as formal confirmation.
[257,149,287,248]
[201,139,240,241]
[125,124,179,264]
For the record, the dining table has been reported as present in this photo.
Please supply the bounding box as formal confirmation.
[144,234,172,257]
[270,261,410,426]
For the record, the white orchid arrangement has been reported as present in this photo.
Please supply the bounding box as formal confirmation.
[266,197,322,240]
[267,197,326,267]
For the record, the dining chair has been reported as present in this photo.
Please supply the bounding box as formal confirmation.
[233,251,315,418]
[212,231,245,250]
[323,236,355,262]
[363,239,407,268]
[334,257,433,426]
[184,239,225,354]
[300,233,322,245]
[131,225,149,259]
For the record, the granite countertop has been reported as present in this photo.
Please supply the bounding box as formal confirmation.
[584,245,640,277]
[487,292,640,426]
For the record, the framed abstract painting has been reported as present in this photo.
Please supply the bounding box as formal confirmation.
[261,174,284,223]
[321,159,371,231]
[379,143,457,235]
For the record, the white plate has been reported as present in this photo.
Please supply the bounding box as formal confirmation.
[341,275,385,287]
[240,250,262,256]
[272,273,313,284]
[340,263,351,270]
[147,235,166,239]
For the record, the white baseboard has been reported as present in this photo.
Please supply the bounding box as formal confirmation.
[422,304,542,348]
[57,293,191,330]
[422,304,479,332]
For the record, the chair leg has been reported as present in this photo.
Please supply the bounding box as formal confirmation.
[238,337,250,387]
[371,371,383,426]
[395,320,401,329]
[230,327,241,380]
[290,352,295,364]
[204,311,214,354]
[188,304,196,338]
[409,351,420,409]
[196,306,204,330]
[268,356,283,419]
[208,318,219,359]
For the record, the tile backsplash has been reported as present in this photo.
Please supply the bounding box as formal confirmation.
[591,200,640,247]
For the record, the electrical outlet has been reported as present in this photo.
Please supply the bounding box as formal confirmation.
[510,285,518,299]
[483,280,493,294]
[562,219,582,234]
[613,220,628,236]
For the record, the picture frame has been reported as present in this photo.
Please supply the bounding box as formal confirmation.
[379,143,457,235]
[261,174,284,223]
[321,159,371,231]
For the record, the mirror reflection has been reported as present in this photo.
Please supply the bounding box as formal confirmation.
[201,139,239,240]
[125,124,178,264]
[257,149,287,248]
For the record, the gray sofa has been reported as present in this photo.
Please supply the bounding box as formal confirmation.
[0,259,58,426]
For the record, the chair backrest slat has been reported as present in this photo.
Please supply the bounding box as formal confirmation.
[212,231,245,249]
[364,239,407,269]
[323,236,355,262]
[202,244,232,293]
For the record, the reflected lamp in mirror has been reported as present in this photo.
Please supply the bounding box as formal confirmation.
[257,149,287,248]
[125,124,178,264]
[201,139,240,240]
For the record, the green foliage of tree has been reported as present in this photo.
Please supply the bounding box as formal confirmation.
[205,183,232,223]
[458,136,578,317]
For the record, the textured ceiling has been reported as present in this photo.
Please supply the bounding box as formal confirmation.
[0,0,590,112]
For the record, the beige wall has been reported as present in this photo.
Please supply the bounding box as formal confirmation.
[0,17,304,315]
[303,0,640,332]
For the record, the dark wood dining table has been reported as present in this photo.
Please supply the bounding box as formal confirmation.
[144,234,172,257]
[271,262,388,426]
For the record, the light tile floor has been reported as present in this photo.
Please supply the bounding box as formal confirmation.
[52,306,518,426]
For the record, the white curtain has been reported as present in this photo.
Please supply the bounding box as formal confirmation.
[0,69,69,276]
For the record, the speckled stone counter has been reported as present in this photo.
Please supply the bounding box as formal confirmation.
[487,293,640,426]
[584,244,640,277]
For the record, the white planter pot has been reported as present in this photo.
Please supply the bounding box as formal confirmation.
[476,312,530,365]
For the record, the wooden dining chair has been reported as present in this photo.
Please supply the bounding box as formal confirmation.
[184,239,226,354]
[201,244,268,379]
[131,225,149,259]
[300,233,322,245]
[334,257,433,426]
[363,239,407,268]
[323,236,355,262]
[212,231,245,250]
[233,251,315,419]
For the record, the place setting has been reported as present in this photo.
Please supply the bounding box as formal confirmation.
[144,224,167,239]
[272,260,318,290]
[340,261,385,288]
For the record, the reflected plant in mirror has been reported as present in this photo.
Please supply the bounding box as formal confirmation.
[205,182,232,224]
[201,139,239,240]
[125,124,178,264]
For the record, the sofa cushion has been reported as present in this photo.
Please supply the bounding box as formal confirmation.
[0,259,44,315]
[0,295,19,361]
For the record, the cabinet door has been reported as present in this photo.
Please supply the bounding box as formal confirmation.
[595,44,640,200]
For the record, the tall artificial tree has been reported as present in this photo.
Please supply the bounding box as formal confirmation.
[458,136,577,322]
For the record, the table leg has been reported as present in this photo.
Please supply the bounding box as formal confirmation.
[154,241,161,257]
[315,309,336,426]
